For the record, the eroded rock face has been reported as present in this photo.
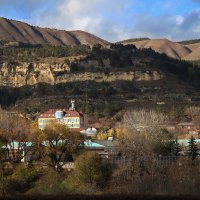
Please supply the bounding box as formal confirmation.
[0,62,70,86]
[0,62,164,87]
[56,71,164,83]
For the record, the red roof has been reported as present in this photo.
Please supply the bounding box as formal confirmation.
[39,109,83,118]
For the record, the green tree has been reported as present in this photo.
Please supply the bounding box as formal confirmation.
[6,163,41,194]
[188,137,198,162]
[73,152,112,188]
[173,138,181,157]
[153,141,174,156]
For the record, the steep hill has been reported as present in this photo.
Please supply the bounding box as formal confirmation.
[0,17,109,46]
[0,43,199,116]
[120,39,191,60]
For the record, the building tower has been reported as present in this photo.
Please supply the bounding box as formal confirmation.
[69,99,75,111]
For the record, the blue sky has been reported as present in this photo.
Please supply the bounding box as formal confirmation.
[0,0,200,42]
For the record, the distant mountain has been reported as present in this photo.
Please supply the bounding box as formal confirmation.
[0,17,109,46]
[1,17,200,61]
[119,38,192,60]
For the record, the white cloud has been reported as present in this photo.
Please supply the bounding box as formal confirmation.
[130,9,200,41]
[175,15,184,25]
[31,0,133,42]
[1,0,200,42]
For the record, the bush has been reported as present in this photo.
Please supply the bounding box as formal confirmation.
[75,152,112,187]
[27,169,66,195]
[6,163,41,194]
[62,152,112,194]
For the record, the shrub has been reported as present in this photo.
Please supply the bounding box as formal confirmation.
[6,163,41,194]
[62,152,112,194]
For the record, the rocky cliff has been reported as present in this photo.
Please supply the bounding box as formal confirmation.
[0,61,164,87]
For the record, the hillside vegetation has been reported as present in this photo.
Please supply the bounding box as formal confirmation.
[178,39,200,45]
[0,43,199,118]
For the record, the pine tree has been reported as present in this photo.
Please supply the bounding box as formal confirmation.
[188,136,198,162]
[173,138,181,157]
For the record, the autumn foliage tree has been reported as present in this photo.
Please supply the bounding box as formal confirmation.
[37,121,85,172]
[0,108,32,163]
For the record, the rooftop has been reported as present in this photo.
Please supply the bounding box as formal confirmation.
[39,109,83,118]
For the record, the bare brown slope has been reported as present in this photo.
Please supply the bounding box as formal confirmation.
[183,46,200,60]
[0,17,109,46]
[121,39,191,59]
[182,43,200,60]
[185,42,200,51]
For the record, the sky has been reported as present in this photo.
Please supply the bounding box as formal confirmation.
[0,0,200,42]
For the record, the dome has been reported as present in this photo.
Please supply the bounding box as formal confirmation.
[55,111,64,119]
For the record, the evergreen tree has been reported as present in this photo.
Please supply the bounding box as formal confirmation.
[173,138,181,157]
[188,137,198,162]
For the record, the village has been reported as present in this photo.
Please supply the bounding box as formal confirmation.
[0,99,199,166]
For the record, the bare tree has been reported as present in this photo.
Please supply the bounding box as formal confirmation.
[185,106,200,121]
[111,109,170,194]
[0,108,31,163]
[123,109,167,133]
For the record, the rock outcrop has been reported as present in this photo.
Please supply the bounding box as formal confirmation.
[0,62,164,87]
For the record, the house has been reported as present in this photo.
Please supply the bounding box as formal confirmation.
[84,140,109,159]
[80,127,97,137]
[38,100,86,130]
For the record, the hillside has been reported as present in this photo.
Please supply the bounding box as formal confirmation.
[0,44,199,117]
[0,18,199,117]
[183,46,200,60]
[120,39,192,60]
[0,17,109,46]
[1,17,200,61]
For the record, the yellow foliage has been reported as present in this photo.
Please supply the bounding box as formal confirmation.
[107,128,115,137]
[96,133,108,140]
[115,128,126,139]
[96,128,127,140]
